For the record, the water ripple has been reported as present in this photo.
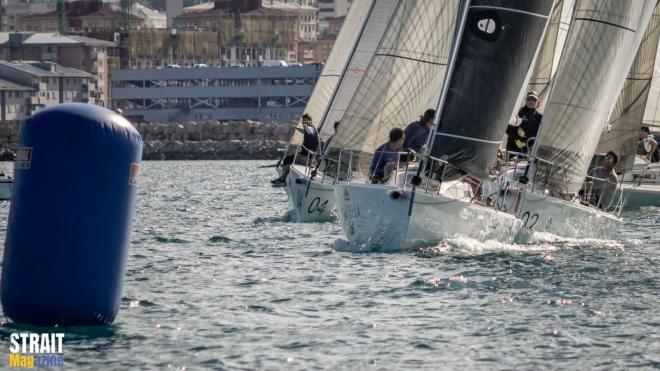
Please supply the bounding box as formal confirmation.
[0,160,657,369]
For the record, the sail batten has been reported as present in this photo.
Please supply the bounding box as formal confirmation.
[429,0,555,180]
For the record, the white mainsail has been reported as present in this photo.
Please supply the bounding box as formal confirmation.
[533,0,657,195]
[329,0,460,164]
[597,5,660,169]
[317,0,400,138]
[290,0,373,146]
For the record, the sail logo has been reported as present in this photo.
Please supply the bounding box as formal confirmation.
[470,10,501,41]
[477,18,496,34]
[7,333,64,368]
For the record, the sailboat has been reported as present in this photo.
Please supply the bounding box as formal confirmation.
[498,0,657,239]
[278,0,400,222]
[599,5,660,210]
[333,0,554,250]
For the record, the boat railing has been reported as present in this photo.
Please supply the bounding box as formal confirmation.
[338,149,411,185]
[496,150,558,194]
[288,143,323,179]
[419,153,529,214]
[504,150,624,213]
[630,156,659,184]
[579,174,619,210]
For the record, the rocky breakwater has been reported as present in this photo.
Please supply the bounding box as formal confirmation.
[0,120,292,161]
[137,120,292,160]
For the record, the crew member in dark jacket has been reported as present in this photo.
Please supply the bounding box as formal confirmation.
[506,91,543,155]
[403,109,436,154]
[271,114,320,186]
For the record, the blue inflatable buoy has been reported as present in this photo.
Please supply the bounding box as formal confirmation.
[1,103,142,326]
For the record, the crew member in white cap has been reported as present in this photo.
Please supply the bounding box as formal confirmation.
[506,91,543,156]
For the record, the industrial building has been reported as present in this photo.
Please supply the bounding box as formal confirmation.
[112,64,321,123]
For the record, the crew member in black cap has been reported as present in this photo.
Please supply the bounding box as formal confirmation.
[506,91,543,156]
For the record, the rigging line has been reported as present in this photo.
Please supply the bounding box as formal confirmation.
[408,0,471,218]
[317,0,378,135]
[372,53,448,66]
[434,132,502,144]
[469,5,549,19]
[573,17,636,33]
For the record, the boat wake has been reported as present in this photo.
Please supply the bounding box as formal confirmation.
[334,231,626,255]
[516,230,625,250]
[416,237,558,257]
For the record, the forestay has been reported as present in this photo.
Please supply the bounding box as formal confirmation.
[597,4,660,170]
[290,0,373,146]
[317,0,400,139]
[526,0,565,104]
[328,0,460,172]
[533,0,656,195]
[429,0,554,180]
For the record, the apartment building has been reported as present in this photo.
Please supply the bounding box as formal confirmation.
[0,60,94,123]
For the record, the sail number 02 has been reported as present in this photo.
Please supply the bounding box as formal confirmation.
[520,211,539,229]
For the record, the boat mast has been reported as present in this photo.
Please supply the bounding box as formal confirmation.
[407,0,471,217]
[422,0,471,157]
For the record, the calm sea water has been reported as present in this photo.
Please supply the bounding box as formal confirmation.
[0,160,659,370]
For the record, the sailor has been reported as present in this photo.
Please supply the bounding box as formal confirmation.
[370,128,405,183]
[506,91,543,156]
[402,109,435,154]
[271,114,320,186]
[298,113,320,156]
[586,151,619,210]
[637,125,658,162]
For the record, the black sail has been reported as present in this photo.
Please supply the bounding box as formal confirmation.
[429,0,553,180]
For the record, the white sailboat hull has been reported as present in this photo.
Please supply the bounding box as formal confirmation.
[335,182,523,251]
[491,167,621,239]
[616,183,660,209]
[284,165,335,222]
[515,191,621,239]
